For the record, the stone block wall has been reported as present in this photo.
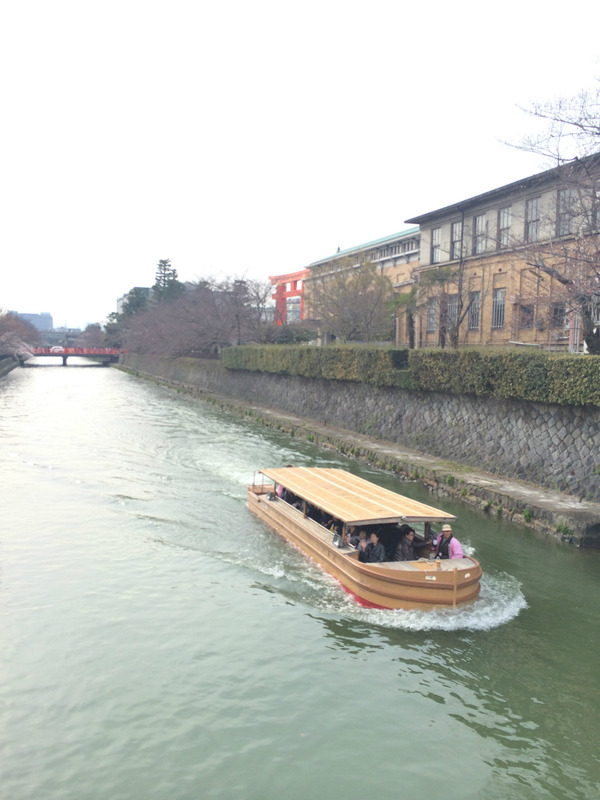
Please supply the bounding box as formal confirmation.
[122,354,600,502]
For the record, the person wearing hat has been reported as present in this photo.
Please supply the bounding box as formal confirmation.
[432,524,464,559]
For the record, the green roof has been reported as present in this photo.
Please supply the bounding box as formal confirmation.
[309,226,420,267]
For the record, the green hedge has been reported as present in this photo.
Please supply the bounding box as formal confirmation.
[221,345,600,407]
[222,345,413,387]
[407,350,600,405]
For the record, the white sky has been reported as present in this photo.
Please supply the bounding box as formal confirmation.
[2,0,599,329]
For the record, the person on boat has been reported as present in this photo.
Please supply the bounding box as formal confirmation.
[346,527,360,547]
[353,529,368,552]
[432,524,464,559]
[392,527,418,561]
[359,531,386,563]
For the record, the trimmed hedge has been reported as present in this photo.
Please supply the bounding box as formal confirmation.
[407,350,600,405]
[221,345,600,407]
[221,345,413,388]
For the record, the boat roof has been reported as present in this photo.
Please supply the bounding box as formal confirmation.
[258,467,457,526]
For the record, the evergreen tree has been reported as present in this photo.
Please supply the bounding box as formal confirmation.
[152,259,184,303]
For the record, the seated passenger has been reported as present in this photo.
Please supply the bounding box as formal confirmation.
[359,531,386,563]
[432,524,464,559]
[346,526,359,547]
[353,529,368,552]
[392,527,418,561]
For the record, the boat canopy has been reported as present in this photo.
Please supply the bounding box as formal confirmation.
[258,467,456,526]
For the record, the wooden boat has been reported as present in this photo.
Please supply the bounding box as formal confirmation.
[248,467,481,610]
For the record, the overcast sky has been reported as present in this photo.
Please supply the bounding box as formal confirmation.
[2,0,599,329]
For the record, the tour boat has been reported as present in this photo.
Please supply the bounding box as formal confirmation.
[248,467,481,610]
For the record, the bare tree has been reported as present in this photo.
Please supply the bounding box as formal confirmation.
[518,82,600,163]
[514,93,600,353]
[0,312,41,357]
[244,278,274,337]
[306,259,395,343]
[77,324,104,347]
[121,276,274,356]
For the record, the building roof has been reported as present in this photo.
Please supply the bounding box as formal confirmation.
[309,226,420,267]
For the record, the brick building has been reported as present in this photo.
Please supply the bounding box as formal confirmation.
[404,154,600,351]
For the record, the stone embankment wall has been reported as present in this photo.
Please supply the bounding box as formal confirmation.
[0,357,17,378]
[122,354,600,507]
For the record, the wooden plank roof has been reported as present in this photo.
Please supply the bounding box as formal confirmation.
[258,467,456,526]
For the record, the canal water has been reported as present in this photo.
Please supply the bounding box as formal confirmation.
[1,362,599,800]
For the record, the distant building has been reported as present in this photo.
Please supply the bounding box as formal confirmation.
[117,287,151,315]
[303,228,420,342]
[18,312,54,331]
[269,269,310,325]
[45,327,82,347]
[307,228,420,286]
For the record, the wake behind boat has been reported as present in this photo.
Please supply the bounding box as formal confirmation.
[248,467,481,610]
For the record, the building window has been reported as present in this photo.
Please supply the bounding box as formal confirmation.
[468,291,480,330]
[445,293,458,328]
[526,197,540,242]
[518,304,534,329]
[431,228,441,264]
[451,222,462,260]
[498,206,511,249]
[472,214,486,255]
[286,296,301,323]
[557,188,575,236]
[491,288,506,329]
[426,299,438,333]
[550,302,566,329]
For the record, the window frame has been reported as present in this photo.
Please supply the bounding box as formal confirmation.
[450,221,462,261]
[467,291,480,331]
[518,303,534,329]
[525,196,541,242]
[550,302,567,329]
[491,288,506,330]
[472,214,486,255]
[431,227,441,264]
[498,206,511,249]
[445,293,459,328]
[556,187,575,237]
[426,298,438,333]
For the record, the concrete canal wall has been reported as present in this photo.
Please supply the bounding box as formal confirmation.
[119,354,600,543]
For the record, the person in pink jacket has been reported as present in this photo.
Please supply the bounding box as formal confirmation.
[433,524,464,559]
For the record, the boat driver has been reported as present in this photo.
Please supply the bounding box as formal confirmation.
[432,524,464,559]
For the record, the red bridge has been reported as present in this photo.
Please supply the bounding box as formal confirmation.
[23,347,126,366]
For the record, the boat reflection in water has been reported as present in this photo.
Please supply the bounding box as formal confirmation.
[248,467,482,610]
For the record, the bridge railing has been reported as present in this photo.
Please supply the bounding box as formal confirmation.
[31,348,126,355]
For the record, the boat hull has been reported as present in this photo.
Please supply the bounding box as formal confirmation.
[248,485,481,611]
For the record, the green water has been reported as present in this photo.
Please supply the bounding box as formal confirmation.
[1,362,599,799]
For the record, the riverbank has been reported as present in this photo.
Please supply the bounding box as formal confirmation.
[0,356,17,378]
[115,359,600,547]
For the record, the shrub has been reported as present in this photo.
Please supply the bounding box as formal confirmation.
[221,346,600,407]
